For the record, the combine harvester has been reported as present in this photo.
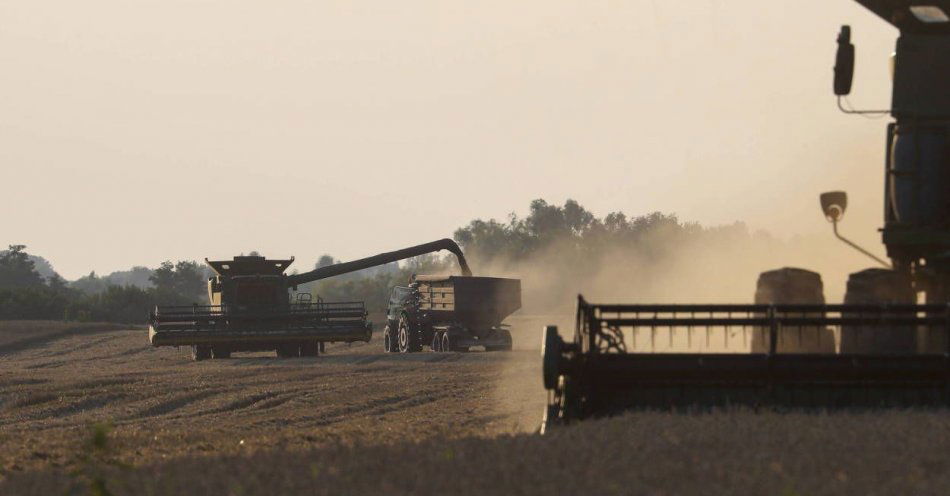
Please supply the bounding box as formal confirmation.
[542,0,950,429]
[148,239,473,360]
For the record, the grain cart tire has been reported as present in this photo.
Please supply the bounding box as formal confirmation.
[211,346,231,359]
[300,342,319,357]
[751,267,834,353]
[486,329,513,352]
[840,268,916,354]
[398,315,422,353]
[191,345,211,361]
[319,342,325,353]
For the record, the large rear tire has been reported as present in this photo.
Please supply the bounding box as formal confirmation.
[485,329,513,352]
[397,315,421,353]
[840,268,916,354]
[751,267,834,353]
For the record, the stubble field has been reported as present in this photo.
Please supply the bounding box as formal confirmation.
[1,320,948,495]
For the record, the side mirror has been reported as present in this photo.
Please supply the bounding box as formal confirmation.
[820,191,848,222]
[834,25,855,96]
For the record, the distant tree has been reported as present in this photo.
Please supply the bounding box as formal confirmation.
[71,271,109,294]
[149,260,207,302]
[315,255,336,269]
[102,266,154,289]
[26,254,60,281]
[0,245,46,290]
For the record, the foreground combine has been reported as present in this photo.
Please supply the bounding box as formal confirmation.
[543,0,950,428]
[542,298,950,427]
[148,239,471,360]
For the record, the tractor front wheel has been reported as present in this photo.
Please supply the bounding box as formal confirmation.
[191,345,211,361]
[383,325,395,353]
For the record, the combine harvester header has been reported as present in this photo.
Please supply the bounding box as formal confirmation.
[542,297,950,428]
[543,0,950,429]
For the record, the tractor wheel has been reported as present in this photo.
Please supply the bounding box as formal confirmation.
[383,325,395,353]
[432,332,443,352]
[319,342,326,354]
[840,268,916,354]
[441,332,453,352]
[211,346,231,359]
[397,315,421,353]
[191,345,211,361]
[276,345,299,358]
[300,342,319,357]
[751,267,834,353]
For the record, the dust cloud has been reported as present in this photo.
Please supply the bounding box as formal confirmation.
[485,224,878,430]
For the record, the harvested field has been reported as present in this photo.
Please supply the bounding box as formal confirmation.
[1,321,949,495]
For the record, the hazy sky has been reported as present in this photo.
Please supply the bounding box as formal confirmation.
[2,1,898,280]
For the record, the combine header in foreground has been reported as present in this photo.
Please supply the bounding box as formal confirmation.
[542,297,950,429]
[542,0,950,428]
[149,239,472,360]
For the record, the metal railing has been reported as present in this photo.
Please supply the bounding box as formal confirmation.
[575,296,950,355]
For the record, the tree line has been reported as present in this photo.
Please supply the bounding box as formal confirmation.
[2,199,763,322]
[0,246,207,323]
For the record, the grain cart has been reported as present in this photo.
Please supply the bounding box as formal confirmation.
[541,0,950,430]
[382,275,521,353]
[148,239,471,360]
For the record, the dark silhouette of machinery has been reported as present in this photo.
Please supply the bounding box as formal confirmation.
[148,239,472,360]
[382,275,520,353]
[541,0,950,429]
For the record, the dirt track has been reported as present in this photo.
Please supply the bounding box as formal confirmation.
[0,324,544,476]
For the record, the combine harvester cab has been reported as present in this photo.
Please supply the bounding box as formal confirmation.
[541,296,950,430]
[149,238,474,361]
